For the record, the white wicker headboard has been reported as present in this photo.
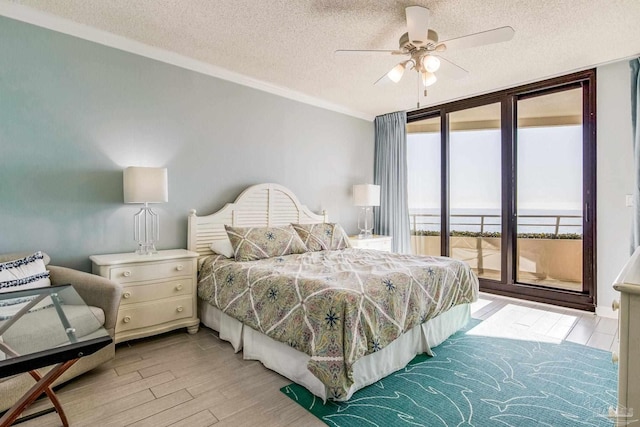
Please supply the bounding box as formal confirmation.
[188,183,327,258]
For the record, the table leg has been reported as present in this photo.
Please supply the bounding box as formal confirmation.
[0,359,77,427]
[24,369,69,426]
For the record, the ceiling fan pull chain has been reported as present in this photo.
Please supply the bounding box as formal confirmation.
[416,73,421,108]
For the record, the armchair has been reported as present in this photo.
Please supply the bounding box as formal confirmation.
[0,252,122,412]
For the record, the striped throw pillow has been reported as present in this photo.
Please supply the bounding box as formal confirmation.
[0,251,52,320]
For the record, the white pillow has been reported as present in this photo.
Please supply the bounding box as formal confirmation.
[0,251,52,320]
[210,238,234,258]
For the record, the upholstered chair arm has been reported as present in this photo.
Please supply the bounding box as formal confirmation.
[47,266,122,337]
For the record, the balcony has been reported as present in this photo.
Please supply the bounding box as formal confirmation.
[410,213,583,292]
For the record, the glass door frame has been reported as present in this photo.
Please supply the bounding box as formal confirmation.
[407,69,597,311]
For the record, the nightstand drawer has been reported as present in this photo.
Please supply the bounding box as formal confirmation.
[116,295,194,333]
[120,279,193,305]
[110,260,193,283]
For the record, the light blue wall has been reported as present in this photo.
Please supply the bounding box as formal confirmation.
[0,17,374,271]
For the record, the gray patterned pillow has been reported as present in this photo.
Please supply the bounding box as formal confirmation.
[291,223,351,251]
[225,225,309,261]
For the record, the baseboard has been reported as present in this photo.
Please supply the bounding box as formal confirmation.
[595,305,619,319]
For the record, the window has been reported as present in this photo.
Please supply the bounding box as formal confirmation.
[516,88,584,291]
[449,103,502,281]
[407,115,441,256]
[407,70,596,311]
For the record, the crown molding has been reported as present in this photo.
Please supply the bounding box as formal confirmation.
[0,1,374,122]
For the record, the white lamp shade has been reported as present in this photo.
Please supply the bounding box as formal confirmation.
[421,71,437,87]
[387,63,406,83]
[123,167,168,203]
[353,184,380,207]
[422,55,441,72]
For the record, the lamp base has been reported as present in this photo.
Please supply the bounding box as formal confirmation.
[135,243,158,255]
[357,231,373,239]
[357,206,374,239]
[133,204,160,255]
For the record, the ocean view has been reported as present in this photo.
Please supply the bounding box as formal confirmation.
[407,125,583,237]
[408,207,583,235]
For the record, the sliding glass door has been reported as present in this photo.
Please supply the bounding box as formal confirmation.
[516,88,584,291]
[407,70,596,311]
[449,103,502,281]
[407,115,441,256]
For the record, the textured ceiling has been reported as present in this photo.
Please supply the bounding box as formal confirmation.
[5,0,640,120]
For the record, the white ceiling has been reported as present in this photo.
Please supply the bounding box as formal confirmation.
[4,0,640,121]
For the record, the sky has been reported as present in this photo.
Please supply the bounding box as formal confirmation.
[407,125,583,213]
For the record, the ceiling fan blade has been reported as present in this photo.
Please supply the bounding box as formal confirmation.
[436,56,469,80]
[374,73,393,86]
[406,6,430,46]
[334,49,403,56]
[439,26,514,51]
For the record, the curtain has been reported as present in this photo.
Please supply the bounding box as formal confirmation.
[631,58,640,253]
[374,111,411,253]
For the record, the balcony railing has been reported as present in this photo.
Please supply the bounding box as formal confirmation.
[409,212,583,290]
[409,212,583,237]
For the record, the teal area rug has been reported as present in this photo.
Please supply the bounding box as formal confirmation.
[281,320,618,426]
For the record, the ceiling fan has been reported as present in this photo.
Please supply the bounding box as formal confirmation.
[336,6,514,91]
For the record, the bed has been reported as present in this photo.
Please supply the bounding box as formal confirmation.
[188,183,479,401]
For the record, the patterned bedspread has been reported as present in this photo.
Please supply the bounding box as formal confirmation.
[198,248,479,399]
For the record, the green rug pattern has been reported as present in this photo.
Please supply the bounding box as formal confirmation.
[281,320,618,426]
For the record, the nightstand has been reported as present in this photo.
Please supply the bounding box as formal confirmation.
[90,249,200,344]
[348,235,393,252]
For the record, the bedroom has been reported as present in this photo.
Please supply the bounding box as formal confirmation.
[0,0,638,426]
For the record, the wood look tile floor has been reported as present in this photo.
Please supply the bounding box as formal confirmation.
[17,293,618,426]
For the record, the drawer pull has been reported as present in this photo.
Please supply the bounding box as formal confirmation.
[176,306,184,313]
[123,271,132,278]
[612,351,619,363]
[612,299,620,311]
[176,264,184,272]
[175,284,184,291]
[123,292,131,299]
[123,316,131,323]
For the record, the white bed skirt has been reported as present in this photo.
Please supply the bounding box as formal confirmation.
[198,299,470,401]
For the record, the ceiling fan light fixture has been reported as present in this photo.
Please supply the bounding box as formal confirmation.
[422,55,441,72]
[421,71,437,87]
[338,6,514,89]
[387,63,405,83]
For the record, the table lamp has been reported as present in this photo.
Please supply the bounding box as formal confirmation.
[353,184,380,239]
[123,167,168,255]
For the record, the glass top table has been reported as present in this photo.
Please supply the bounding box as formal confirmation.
[0,284,112,426]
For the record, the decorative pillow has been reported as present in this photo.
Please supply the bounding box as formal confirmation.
[210,238,234,258]
[292,223,351,251]
[0,251,52,320]
[225,225,308,261]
